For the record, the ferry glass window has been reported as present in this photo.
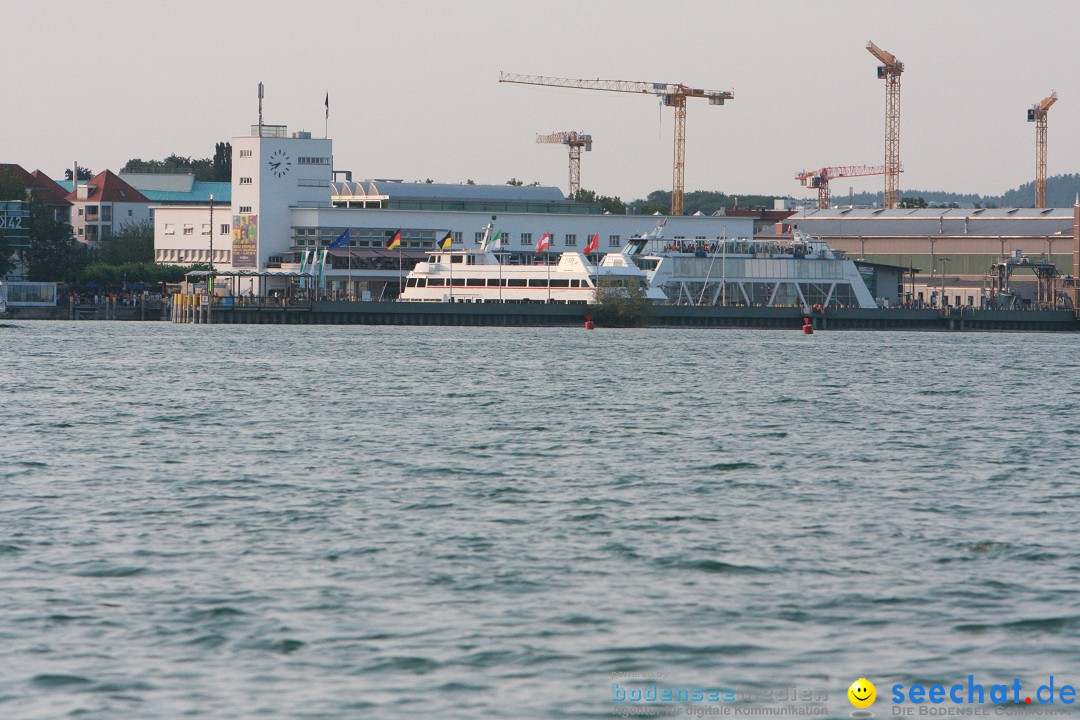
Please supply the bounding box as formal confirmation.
[566,234,577,246]
[451,255,463,264]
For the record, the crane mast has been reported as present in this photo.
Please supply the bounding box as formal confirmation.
[866,42,904,209]
[536,131,592,198]
[500,72,733,215]
[1028,91,1058,208]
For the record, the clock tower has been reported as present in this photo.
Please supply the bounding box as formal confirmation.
[230,124,333,271]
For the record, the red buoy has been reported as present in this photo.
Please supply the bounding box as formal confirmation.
[802,317,814,334]
[585,314,595,330]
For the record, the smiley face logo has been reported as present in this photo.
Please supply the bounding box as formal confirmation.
[848,678,876,708]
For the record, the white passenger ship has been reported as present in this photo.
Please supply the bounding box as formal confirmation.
[628,226,878,309]
[399,243,666,304]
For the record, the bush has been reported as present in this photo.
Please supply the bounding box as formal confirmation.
[592,276,658,327]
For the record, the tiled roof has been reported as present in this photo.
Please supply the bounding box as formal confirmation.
[66,170,150,204]
[0,164,72,205]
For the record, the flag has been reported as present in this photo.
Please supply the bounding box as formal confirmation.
[584,232,599,254]
[535,231,551,253]
[491,230,503,247]
[437,231,453,251]
[298,249,311,274]
[386,230,402,251]
[329,228,350,249]
[317,247,329,289]
[325,93,329,120]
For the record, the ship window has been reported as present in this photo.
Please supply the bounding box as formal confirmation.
[486,278,505,287]
[451,278,466,286]
[528,279,548,287]
[466,278,485,286]
[429,278,445,287]
[451,255,463,264]
[406,278,417,287]
[508,278,527,287]
[570,279,581,287]
[416,279,426,287]
[549,279,570,287]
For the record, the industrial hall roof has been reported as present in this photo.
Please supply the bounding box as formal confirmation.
[789,207,1076,237]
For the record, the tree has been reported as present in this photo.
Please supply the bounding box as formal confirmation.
[64,167,93,182]
[899,196,928,209]
[506,178,524,186]
[592,275,657,327]
[574,188,627,215]
[122,141,231,182]
[0,235,13,278]
[94,219,154,265]
[25,194,83,282]
[212,141,232,182]
[0,169,26,201]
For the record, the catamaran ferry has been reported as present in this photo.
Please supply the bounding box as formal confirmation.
[399,246,666,303]
[627,227,879,309]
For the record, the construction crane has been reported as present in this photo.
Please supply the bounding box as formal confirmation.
[795,164,895,209]
[536,131,592,198]
[866,41,904,209]
[499,72,733,216]
[1028,91,1058,208]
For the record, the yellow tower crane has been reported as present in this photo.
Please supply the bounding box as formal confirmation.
[1028,91,1058,208]
[536,131,592,198]
[866,41,904,209]
[500,72,733,216]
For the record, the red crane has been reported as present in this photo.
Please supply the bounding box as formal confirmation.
[795,164,896,209]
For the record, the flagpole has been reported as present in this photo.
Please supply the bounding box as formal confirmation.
[398,247,402,297]
[348,249,353,301]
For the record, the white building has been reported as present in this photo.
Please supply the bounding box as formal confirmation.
[68,170,153,244]
[154,123,755,297]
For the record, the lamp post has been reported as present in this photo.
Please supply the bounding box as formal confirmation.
[938,256,949,308]
[208,193,215,293]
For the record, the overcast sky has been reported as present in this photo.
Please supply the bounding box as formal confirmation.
[6,0,1079,201]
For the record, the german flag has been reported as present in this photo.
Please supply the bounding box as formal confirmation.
[437,231,453,251]
[386,229,402,251]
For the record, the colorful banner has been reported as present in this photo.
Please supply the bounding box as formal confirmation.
[232,214,258,268]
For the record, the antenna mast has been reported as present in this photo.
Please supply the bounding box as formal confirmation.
[258,82,264,137]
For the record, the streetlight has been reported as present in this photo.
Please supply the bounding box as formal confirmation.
[938,256,950,308]
[208,193,215,294]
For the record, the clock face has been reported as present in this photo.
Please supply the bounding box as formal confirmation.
[268,149,291,178]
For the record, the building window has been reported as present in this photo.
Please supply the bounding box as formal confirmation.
[239,177,253,185]
[609,235,621,247]
[521,233,532,246]
[183,225,193,235]
[565,234,577,246]
[77,227,83,236]
[101,206,112,221]
[78,208,83,216]
[220,223,230,235]
[239,206,252,214]
[164,224,175,235]
[201,223,211,235]
[297,156,330,165]
[239,150,252,158]
[452,232,462,243]
[128,209,133,217]
[475,231,484,243]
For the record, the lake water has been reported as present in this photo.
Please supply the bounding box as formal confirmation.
[2,322,1080,719]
